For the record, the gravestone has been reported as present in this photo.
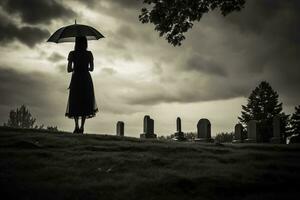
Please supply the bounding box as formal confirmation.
[195,118,214,142]
[174,117,185,141]
[140,115,157,139]
[233,123,243,143]
[245,120,257,143]
[116,121,124,136]
[271,115,281,143]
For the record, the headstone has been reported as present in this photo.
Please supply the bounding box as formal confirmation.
[271,115,281,143]
[140,115,157,139]
[233,123,243,143]
[195,118,214,142]
[177,117,181,133]
[174,117,185,141]
[116,121,124,136]
[245,120,257,143]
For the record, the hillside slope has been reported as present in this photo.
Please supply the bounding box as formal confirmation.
[1,127,300,200]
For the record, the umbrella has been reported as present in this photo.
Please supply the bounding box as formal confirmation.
[47,21,104,43]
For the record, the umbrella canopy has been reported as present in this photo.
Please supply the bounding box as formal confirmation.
[47,22,104,43]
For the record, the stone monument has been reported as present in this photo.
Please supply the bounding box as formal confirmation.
[140,115,157,139]
[271,115,281,143]
[116,121,124,136]
[245,120,257,143]
[195,118,213,142]
[232,123,243,143]
[174,117,185,141]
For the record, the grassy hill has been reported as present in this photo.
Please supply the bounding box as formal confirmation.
[1,127,300,200]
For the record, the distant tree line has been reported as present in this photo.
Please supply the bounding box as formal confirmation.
[158,132,197,140]
[214,132,234,143]
[3,105,59,132]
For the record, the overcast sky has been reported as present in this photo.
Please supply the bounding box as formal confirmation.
[0,0,299,136]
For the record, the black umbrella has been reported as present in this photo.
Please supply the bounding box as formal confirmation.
[47,21,104,43]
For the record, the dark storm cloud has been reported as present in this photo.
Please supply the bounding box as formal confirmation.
[111,0,142,9]
[0,0,75,24]
[75,0,141,9]
[229,0,300,38]
[74,0,96,8]
[117,25,137,40]
[224,0,300,105]
[107,41,127,50]
[56,63,66,73]
[0,66,70,127]
[0,17,49,47]
[101,68,117,75]
[152,63,163,75]
[113,23,155,45]
[226,0,300,68]
[127,0,300,106]
[0,67,56,107]
[185,54,227,77]
[122,74,252,105]
[48,52,65,62]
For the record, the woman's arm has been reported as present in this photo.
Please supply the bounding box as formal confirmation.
[89,52,94,71]
[67,51,73,73]
[67,61,73,73]
[89,60,94,72]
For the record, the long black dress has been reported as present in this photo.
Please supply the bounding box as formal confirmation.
[65,50,98,118]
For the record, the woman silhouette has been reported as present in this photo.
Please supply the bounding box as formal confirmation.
[65,36,98,134]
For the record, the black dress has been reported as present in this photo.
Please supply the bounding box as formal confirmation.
[65,50,98,118]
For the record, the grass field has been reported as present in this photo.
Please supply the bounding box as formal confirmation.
[1,127,300,200]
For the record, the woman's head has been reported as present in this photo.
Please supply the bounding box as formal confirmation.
[75,36,87,51]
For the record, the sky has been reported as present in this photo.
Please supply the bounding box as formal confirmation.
[0,0,299,137]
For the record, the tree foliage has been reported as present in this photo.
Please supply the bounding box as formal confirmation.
[4,105,37,129]
[215,132,234,143]
[238,81,288,142]
[291,105,300,135]
[139,0,246,46]
[46,126,59,132]
[3,105,59,131]
[184,132,197,140]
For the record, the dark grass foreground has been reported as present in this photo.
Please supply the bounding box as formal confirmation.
[1,127,300,200]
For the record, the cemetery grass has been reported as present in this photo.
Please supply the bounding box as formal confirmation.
[1,127,300,200]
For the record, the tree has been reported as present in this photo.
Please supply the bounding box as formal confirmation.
[4,105,37,129]
[139,0,246,46]
[47,126,59,132]
[215,132,234,143]
[238,81,288,142]
[291,105,300,135]
[184,132,197,140]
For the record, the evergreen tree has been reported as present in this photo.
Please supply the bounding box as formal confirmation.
[238,81,287,142]
[291,105,300,135]
[4,105,36,129]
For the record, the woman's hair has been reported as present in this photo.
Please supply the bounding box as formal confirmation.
[75,36,87,51]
